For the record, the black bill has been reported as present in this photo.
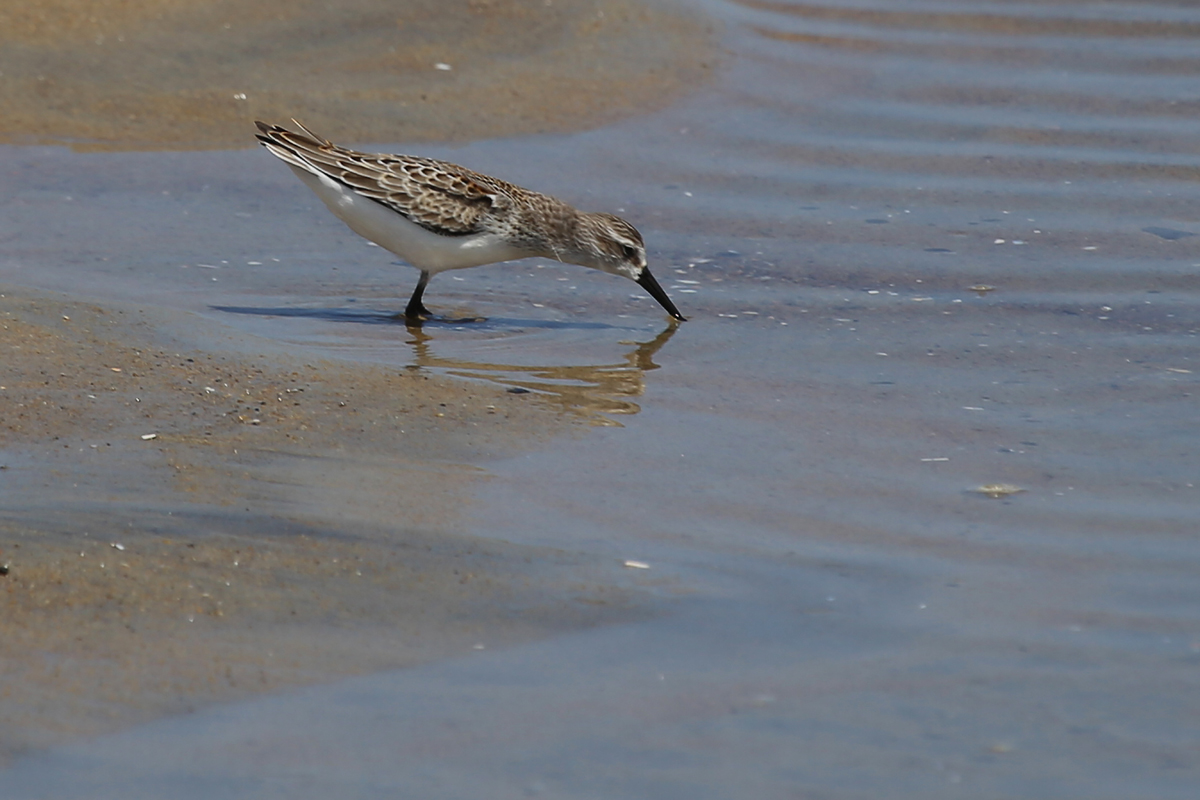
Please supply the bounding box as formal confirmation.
[636,267,687,321]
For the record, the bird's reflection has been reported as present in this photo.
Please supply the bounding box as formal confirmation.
[404,322,680,426]
[210,304,680,426]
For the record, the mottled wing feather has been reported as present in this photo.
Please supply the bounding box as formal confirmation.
[255,122,510,236]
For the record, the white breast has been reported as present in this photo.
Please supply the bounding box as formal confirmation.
[289,165,529,273]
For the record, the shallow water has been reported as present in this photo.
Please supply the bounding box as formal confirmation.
[3,0,1200,797]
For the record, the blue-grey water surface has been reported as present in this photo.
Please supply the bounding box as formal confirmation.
[2,0,1198,797]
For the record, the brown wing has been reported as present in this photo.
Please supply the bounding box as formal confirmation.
[255,121,511,236]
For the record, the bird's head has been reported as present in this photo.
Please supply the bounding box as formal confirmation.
[567,213,686,321]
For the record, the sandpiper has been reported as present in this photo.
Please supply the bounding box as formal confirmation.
[254,121,685,322]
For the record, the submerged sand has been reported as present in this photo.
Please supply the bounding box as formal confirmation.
[0,289,647,761]
[0,0,715,760]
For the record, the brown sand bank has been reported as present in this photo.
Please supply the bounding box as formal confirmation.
[0,0,717,151]
[0,289,648,762]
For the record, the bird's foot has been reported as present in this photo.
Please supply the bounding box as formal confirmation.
[394,306,486,325]
[395,303,434,322]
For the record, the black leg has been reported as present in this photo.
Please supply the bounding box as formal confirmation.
[403,271,433,319]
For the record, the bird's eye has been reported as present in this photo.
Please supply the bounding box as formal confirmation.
[620,244,638,260]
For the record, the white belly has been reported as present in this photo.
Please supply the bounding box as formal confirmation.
[290,165,529,273]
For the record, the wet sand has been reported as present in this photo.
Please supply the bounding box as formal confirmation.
[0,289,647,762]
[0,0,717,150]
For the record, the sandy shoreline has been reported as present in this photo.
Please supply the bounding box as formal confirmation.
[0,288,650,762]
[0,0,717,150]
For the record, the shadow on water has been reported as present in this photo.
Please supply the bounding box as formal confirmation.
[209,305,616,332]
[212,305,682,425]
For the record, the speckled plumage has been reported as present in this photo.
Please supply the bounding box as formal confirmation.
[254,120,685,321]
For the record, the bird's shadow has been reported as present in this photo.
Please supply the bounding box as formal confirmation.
[210,305,618,332]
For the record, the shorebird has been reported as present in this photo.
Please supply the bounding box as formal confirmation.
[254,121,685,322]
